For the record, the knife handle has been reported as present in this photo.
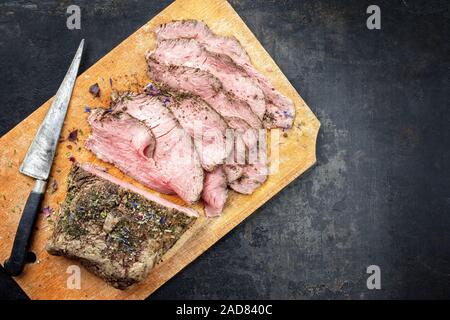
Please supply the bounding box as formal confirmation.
[4,180,46,276]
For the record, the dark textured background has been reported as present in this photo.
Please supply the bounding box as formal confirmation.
[0,0,449,300]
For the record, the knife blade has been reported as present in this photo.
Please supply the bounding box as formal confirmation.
[4,39,84,276]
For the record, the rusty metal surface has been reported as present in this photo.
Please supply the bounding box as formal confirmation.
[0,0,449,299]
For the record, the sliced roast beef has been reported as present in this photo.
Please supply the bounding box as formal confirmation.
[147,56,262,155]
[110,93,204,203]
[147,56,262,130]
[226,129,268,195]
[85,109,173,194]
[156,20,251,65]
[248,72,295,129]
[202,166,228,217]
[147,56,261,156]
[156,20,296,129]
[167,95,228,171]
[223,164,244,183]
[229,163,268,195]
[46,163,197,289]
[150,39,266,120]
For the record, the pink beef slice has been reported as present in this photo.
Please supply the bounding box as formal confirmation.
[223,164,243,183]
[150,38,266,120]
[156,20,296,129]
[46,163,197,289]
[202,166,228,217]
[228,163,268,195]
[156,20,250,65]
[85,109,173,194]
[146,57,261,152]
[168,95,228,171]
[147,56,261,130]
[111,93,204,203]
[225,129,268,195]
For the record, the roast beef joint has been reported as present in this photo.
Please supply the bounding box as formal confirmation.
[46,19,296,289]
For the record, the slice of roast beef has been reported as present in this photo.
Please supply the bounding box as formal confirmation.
[202,166,228,217]
[155,20,296,129]
[85,109,173,194]
[229,163,268,195]
[225,129,268,195]
[147,56,261,158]
[150,38,266,120]
[147,56,262,130]
[248,70,295,129]
[46,163,197,289]
[223,164,244,183]
[111,93,204,203]
[167,95,228,171]
[156,20,251,65]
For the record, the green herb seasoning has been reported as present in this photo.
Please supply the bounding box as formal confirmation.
[46,164,196,289]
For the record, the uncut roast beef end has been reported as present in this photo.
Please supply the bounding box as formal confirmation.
[46,163,197,289]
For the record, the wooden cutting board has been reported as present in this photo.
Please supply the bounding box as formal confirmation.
[0,0,320,300]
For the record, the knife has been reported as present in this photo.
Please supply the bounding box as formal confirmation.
[4,39,84,276]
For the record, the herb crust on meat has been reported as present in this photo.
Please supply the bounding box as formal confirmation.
[46,164,197,289]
